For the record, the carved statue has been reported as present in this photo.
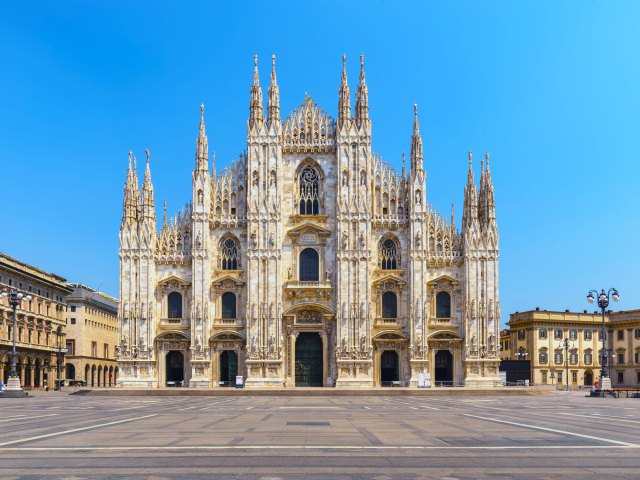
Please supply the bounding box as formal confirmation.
[287,267,292,280]
[139,334,145,350]
[325,269,330,281]
[122,332,129,347]
[342,232,348,249]
[359,231,365,247]
[341,335,347,352]
[360,333,366,352]
[415,232,421,248]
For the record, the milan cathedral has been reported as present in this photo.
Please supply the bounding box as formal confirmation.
[117,54,501,388]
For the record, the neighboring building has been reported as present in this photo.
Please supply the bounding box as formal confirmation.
[65,284,119,387]
[506,308,640,388]
[117,55,501,388]
[499,328,510,360]
[0,253,72,387]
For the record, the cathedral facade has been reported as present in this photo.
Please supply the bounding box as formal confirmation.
[116,55,501,388]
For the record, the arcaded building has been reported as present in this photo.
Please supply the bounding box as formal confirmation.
[117,55,501,388]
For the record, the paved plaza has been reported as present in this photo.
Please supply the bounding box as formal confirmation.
[0,391,639,479]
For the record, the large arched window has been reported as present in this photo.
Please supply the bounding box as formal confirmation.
[298,167,319,215]
[168,292,182,319]
[436,292,451,318]
[299,248,319,281]
[382,291,398,319]
[221,292,236,319]
[220,237,239,270]
[380,238,399,270]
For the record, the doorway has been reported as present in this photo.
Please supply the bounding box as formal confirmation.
[434,350,453,385]
[219,350,238,386]
[165,350,185,386]
[295,332,323,387]
[584,370,593,386]
[380,350,399,385]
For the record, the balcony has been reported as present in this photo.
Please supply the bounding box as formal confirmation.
[374,317,407,329]
[159,318,190,329]
[284,280,332,299]
[212,318,243,328]
[433,317,452,324]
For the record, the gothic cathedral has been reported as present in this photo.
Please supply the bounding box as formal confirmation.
[117,55,501,388]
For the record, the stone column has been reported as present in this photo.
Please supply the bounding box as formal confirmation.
[289,332,297,387]
[321,331,328,387]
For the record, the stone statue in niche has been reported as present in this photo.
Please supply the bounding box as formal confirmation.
[325,269,330,281]
[342,232,348,249]
[197,190,203,205]
[287,267,292,280]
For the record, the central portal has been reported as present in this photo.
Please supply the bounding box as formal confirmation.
[166,350,185,386]
[220,350,238,386]
[295,332,323,387]
[434,350,453,385]
[380,350,399,385]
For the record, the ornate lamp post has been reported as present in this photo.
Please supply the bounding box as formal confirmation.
[559,338,573,391]
[0,288,33,394]
[55,325,65,390]
[587,288,619,390]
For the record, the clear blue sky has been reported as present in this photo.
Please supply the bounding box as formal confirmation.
[1,1,638,325]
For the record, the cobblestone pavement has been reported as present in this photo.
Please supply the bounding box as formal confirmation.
[0,391,638,479]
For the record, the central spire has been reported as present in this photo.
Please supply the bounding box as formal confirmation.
[195,103,209,172]
[338,54,351,128]
[249,54,264,129]
[355,53,369,126]
[268,54,281,129]
[410,104,423,171]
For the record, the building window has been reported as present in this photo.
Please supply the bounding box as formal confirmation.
[298,166,320,215]
[554,352,563,364]
[379,238,399,270]
[436,292,451,318]
[518,330,525,340]
[541,371,547,384]
[637,371,640,384]
[584,329,592,340]
[635,329,640,339]
[599,330,607,341]
[635,352,640,364]
[570,353,578,365]
[70,306,76,312]
[220,237,240,270]
[557,371,562,383]
[618,353,624,365]
[539,328,547,339]
[539,351,548,364]
[584,352,593,364]
[299,248,319,281]
[104,344,109,359]
[382,291,398,319]
[221,292,237,319]
[66,340,75,355]
[569,329,577,341]
[554,329,563,340]
[618,371,624,383]
[70,318,76,325]
[168,292,182,319]
[617,330,624,341]
[572,371,578,384]
[91,341,97,357]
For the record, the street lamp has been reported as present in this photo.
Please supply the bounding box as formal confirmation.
[55,325,65,391]
[559,338,575,391]
[587,288,619,390]
[515,347,528,359]
[0,288,33,394]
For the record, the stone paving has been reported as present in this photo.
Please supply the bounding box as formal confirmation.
[0,390,639,479]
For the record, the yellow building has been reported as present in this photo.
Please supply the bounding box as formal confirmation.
[0,253,72,388]
[65,284,119,387]
[506,308,640,388]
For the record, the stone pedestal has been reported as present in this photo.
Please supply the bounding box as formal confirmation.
[1,376,28,397]
[600,377,612,390]
[244,360,284,388]
[409,360,429,388]
[335,360,373,388]
[463,359,501,388]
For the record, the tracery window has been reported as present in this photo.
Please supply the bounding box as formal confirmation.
[382,291,398,319]
[436,292,451,318]
[298,167,319,215]
[299,248,319,281]
[221,292,236,319]
[220,237,239,270]
[380,238,398,270]
[168,292,182,319]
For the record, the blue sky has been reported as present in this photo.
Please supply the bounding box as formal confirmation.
[1,1,638,325]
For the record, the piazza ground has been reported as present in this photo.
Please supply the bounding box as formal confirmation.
[0,391,639,479]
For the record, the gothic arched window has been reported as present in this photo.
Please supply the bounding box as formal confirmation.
[299,248,319,281]
[298,167,319,215]
[380,238,399,270]
[221,292,236,319]
[168,292,182,319]
[220,237,239,270]
[382,291,397,319]
[436,291,451,318]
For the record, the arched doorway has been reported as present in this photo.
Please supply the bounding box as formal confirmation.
[24,359,32,387]
[434,350,453,385]
[219,351,238,386]
[380,350,399,385]
[91,365,96,387]
[166,351,185,386]
[66,363,76,381]
[584,370,593,386]
[97,366,102,387]
[295,332,323,387]
[34,359,41,388]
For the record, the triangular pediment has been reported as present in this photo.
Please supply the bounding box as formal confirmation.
[287,222,332,237]
[427,274,459,286]
[373,274,407,287]
[282,97,336,153]
[157,275,190,287]
[211,275,245,287]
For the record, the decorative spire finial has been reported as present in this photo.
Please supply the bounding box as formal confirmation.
[145,148,150,164]
[468,151,473,166]
[485,151,490,171]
